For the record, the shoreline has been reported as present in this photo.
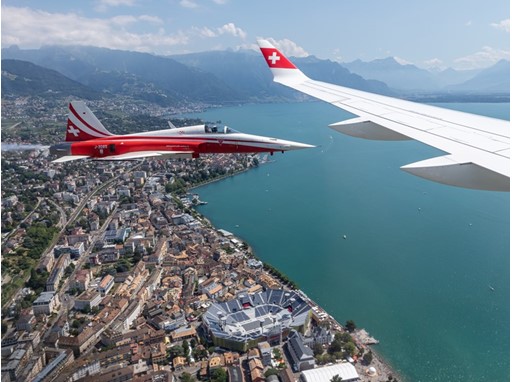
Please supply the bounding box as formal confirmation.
[190,172,403,382]
[187,167,250,191]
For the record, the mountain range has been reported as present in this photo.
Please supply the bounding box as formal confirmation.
[1,44,509,107]
[341,57,509,93]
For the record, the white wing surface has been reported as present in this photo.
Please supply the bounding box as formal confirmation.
[52,151,194,162]
[258,39,510,191]
[94,151,195,160]
[52,155,90,163]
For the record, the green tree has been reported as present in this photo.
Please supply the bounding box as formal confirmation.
[264,369,279,377]
[345,320,356,333]
[363,350,373,365]
[330,374,343,382]
[210,368,227,382]
[169,345,184,357]
[338,332,353,343]
[180,372,196,382]
[311,342,324,356]
[343,341,357,357]
[182,339,190,356]
[328,340,342,354]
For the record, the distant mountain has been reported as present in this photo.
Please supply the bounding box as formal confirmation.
[1,59,100,99]
[293,56,392,95]
[2,45,242,105]
[446,60,510,93]
[342,57,440,91]
[433,67,481,87]
[341,57,510,95]
[171,50,393,99]
[170,50,297,102]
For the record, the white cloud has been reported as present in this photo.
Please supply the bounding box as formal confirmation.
[98,0,135,6]
[1,6,188,54]
[111,15,137,26]
[94,0,136,12]
[265,38,308,57]
[453,46,510,70]
[1,6,252,56]
[194,26,217,38]
[217,23,247,39]
[491,19,510,33]
[180,0,199,9]
[139,15,164,25]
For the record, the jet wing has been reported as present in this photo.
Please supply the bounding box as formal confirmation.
[94,151,195,160]
[52,151,195,162]
[52,155,90,163]
[258,39,510,191]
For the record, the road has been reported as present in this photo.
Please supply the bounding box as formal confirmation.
[3,162,142,314]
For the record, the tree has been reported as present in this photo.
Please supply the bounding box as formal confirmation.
[328,340,342,354]
[182,339,190,356]
[169,345,184,357]
[210,368,227,382]
[180,372,196,382]
[338,332,353,343]
[345,320,356,333]
[311,342,324,356]
[330,374,343,382]
[343,341,357,357]
[264,369,279,378]
[363,350,373,365]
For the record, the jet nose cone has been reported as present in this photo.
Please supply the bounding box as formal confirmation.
[278,139,316,151]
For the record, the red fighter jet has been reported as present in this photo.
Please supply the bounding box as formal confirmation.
[50,101,314,162]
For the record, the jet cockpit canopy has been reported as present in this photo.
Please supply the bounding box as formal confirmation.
[205,124,239,134]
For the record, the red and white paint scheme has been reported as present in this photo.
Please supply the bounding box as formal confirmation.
[50,101,314,162]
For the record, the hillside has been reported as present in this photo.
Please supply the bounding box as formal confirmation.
[1,59,100,99]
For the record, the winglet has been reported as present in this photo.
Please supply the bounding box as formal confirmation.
[257,39,308,84]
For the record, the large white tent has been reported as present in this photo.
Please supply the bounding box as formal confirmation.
[300,363,359,382]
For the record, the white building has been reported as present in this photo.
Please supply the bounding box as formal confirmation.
[32,292,60,315]
[300,363,359,382]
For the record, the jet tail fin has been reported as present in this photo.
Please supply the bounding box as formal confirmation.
[66,101,114,142]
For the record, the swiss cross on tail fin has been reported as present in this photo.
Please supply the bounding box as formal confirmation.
[257,39,308,84]
[65,101,114,142]
[259,47,297,69]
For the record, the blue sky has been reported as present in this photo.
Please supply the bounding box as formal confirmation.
[1,0,509,70]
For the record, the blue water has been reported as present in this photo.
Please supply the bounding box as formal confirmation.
[184,102,509,382]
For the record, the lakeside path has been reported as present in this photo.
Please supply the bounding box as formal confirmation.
[189,170,403,382]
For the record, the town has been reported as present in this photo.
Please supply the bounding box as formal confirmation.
[1,101,398,382]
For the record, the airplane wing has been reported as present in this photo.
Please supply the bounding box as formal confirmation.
[94,151,195,160]
[52,151,195,162]
[258,39,510,191]
[52,155,90,163]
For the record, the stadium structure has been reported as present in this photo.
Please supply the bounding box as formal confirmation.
[203,289,311,352]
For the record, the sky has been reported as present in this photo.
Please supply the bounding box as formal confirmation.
[1,0,510,70]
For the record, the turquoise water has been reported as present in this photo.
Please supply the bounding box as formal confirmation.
[185,102,509,382]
